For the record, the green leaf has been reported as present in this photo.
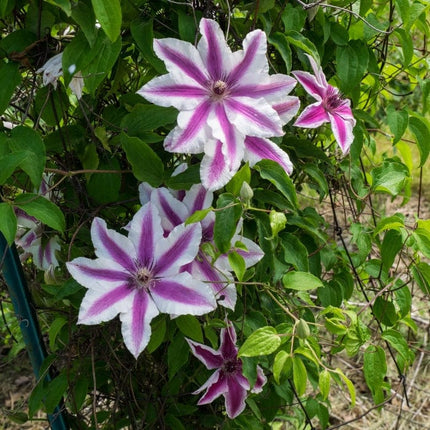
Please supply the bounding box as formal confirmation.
[255,159,297,210]
[281,4,307,32]
[373,214,405,235]
[48,317,67,352]
[175,315,203,343]
[71,375,89,414]
[319,369,330,400]
[283,271,323,291]
[9,126,46,188]
[292,356,307,396]
[373,297,398,326]
[46,0,71,15]
[86,159,121,204]
[91,0,121,42]
[336,41,369,94]
[177,10,196,43]
[394,28,413,67]
[411,262,430,294]
[147,316,166,353]
[381,329,413,364]
[185,208,212,225]
[364,345,387,399]
[121,104,177,137]
[303,164,329,198]
[213,193,241,254]
[371,160,409,195]
[121,133,164,186]
[273,351,291,384]
[268,33,292,73]
[0,203,17,245]
[71,1,97,46]
[0,0,15,19]
[335,368,356,406]
[45,373,68,413]
[408,114,430,166]
[281,233,309,272]
[226,163,251,196]
[0,151,29,185]
[130,20,166,74]
[387,106,408,144]
[238,326,281,357]
[413,228,430,259]
[228,251,246,281]
[14,193,65,233]
[381,230,403,270]
[167,335,189,380]
[285,31,320,63]
[0,61,21,115]
[395,284,412,318]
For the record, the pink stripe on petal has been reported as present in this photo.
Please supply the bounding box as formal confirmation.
[131,291,148,353]
[292,70,326,100]
[234,75,296,99]
[225,376,248,418]
[154,40,208,85]
[197,371,227,404]
[151,275,215,315]
[251,365,267,393]
[70,264,128,282]
[244,136,293,174]
[86,284,131,318]
[185,184,212,213]
[167,101,213,152]
[328,112,355,154]
[294,103,329,128]
[153,188,186,230]
[273,97,301,124]
[155,223,201,274]
[187,338,224,369]
[200,19,224,80]
[228,31,266,84]
[200,141,234,191]
[92,218,135,271]
[226,98,282,136]
[220,325,238,359]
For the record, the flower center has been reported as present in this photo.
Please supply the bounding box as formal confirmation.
[132,267,154,291]
[223,358,241,375]
[324,87,345,111]
[210,80,229,100]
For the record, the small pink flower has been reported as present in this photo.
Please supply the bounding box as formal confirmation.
[187,321,266,419]
[293,54,356,153]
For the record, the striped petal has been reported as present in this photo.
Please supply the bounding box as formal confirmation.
[220,324,238,359]
[138,72,206,110]
[189,257,236,309]
[153,38,208,86]
[243,136,293,174]
[273,96,301,125]
[182,184,213,213]
[225,374,249,419]
[164,101,213,154]
[292,70,325,101]
[91,218,136,272]
[200,140,235,191]
[150,273,216,316]
[120,290,159,358]
[41,236,61,269]
[78,284,133,325]
[187,338,224,369]
[196,370,227,403]
[208,104,244,171]
[128,203,165,267]
[328,112,355,154]
[198,18,233,80]
[294,102,329,128]
[224,96,283,138]
[154,222,202,275]
[251,365,267,393]
[228,30,268,85]
[150,187,188,233]
[66,257,129,290]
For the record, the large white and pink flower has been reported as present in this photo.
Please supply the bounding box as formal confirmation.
[139,182,264,310]
[66,202,216,358]
[187,320,266,419]
[292,54,356,153]
[138,18,298,190]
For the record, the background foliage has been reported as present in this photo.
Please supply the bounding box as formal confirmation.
[1,0,430,428]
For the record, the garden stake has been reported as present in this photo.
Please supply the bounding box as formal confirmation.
[0,233,69,430]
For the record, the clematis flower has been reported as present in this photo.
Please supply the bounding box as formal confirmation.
[15,174,61,271]
[292,54,356,154]
[138,18,299,190]
[187,320,266,419]
[66,202,216,358]
[37,53,84,99]
[139,182,264,309]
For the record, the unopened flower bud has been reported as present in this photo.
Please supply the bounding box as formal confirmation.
[296,319,311,339]
[240,182,253,203]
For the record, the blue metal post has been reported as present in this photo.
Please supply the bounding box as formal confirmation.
[0,233,68,430]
